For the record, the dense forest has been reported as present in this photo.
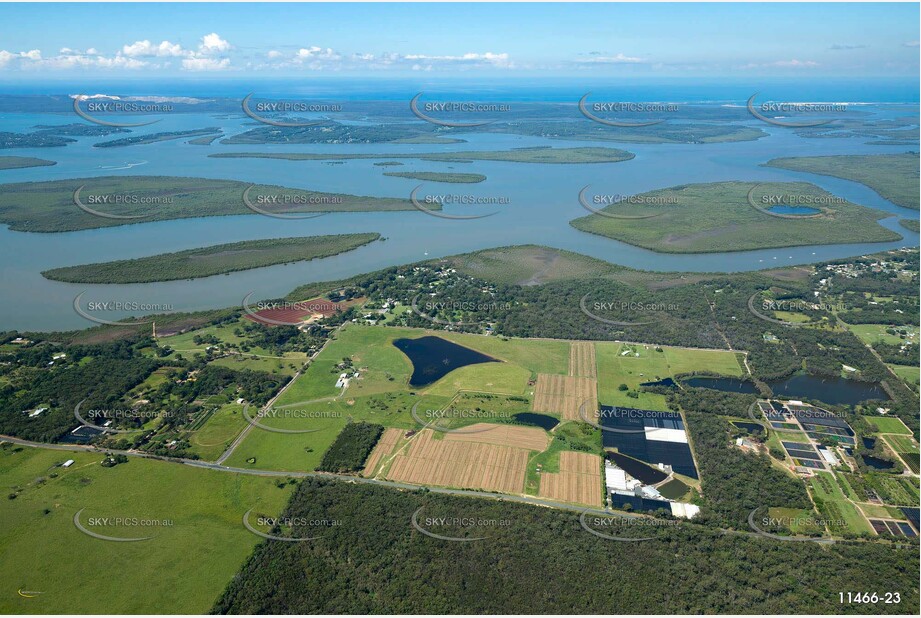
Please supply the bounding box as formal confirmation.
[317,422,384,473]
[667,389,814,529]
[212,478,919,614]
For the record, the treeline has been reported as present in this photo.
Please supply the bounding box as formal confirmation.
[316,422,384,473]
[212,478,918,614]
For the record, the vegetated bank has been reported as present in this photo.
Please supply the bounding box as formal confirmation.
[0,156,56,170]
[0,176,419,232]
[765,153,920,210]
[41,234,381,283]
[210,146,636,164]
[383,171,486,183]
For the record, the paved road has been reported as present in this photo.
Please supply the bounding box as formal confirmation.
[3,432,899,546]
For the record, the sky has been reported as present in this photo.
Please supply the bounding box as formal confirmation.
[0,2,918,79]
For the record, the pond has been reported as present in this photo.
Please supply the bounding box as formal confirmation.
[862,454,895,470]
[607,451,668,485]
[512,412,559,431]
[732,421,765,435]
[684,377,759,393]
[684,374,886,406]
[393,336,498,387]
[767,205,821,216]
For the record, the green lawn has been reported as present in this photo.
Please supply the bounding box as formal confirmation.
[186,403,250,461]
[210,353,304,377]
[595,341,742,410]
[0,446,291,614]
[863,415,912,435]
[887,364,919,390]
[223,392,452,472]
[847,323,914,346]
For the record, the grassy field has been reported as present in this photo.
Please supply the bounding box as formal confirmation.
[595,341,743,410]
[211,146,635,164]
[210,353,304,377]
[807,472,873,536]
[186,403,249,460]
[765,153,920,210]
[900,218,920,232]
[224,325,573,474]
[570,181,899,253]
[887,364,919,390]
[0,156,56,170]
[383,171,486,183]
[42,233,380,283]
[847,323,913,345]
[0,446,291,614]
[863,415,913,435]
[0,176,418,232]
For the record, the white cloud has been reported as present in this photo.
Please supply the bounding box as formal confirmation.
[181,57,230,71]
[296,46,340,61]
[0,49,42,67]
[575,52,645,64]
[773,59,819,68]
[740,59,819,70]
[266,50,283,59]
[905,41,920,48]
[829,43,867,50]
[199,33,231,54]
[122,39,186,58]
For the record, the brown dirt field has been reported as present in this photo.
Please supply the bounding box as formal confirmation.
[531,374,598,421]
[362,427,404,477]
[538,451,603,506]
[443,423,549,451]
[569,342,597,378]
[385,429,529,494]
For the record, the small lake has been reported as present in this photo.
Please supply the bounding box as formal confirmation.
[639,377,677,388]
[862,454,895,470]
[393,336,498,387]
[512,412,559,431]
[732,421,764,434]
[607,450,668,485]
[767,205,821,216]
[684,374,886,406]
[684,377,759,393]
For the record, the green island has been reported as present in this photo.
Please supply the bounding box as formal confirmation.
[94,127,222,148]
[482,120,766,144]
[570,181,900,253]
[221,121,459,145]
[188,133,224,146]
[0,156,56,170]
[0,176,421,233]
[900,219,920,232]
[41,234,380,283]
[383,171,486,183]
[211,146,635,164]
[765,153,920,210]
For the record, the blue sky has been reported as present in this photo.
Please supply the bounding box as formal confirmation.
[0,2,918,78]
